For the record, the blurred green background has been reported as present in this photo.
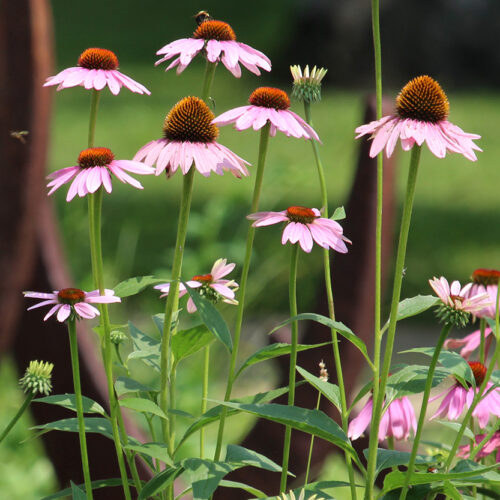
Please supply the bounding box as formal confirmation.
[2,1,500,498]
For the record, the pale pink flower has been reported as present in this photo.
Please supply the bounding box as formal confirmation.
[155,19,271,77]
[24,288,120,322]
[444,327,493,359]
[44,48,150,95]
[348,396,417,442]
[458,432,500,462]
[429,277,492,315]
[465,268,500,319]
[247,206,350,254]
[213,87,319,141]
[134,96,249,178]
[155,258,238,313]
[355,75,481,160]
[47,147,155,202]
[430,361,500,428]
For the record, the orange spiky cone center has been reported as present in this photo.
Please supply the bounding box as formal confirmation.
[249,87,290,110]
[78,48,119,70]
[78,147,114,168]
[193,20,236,41]
[286,206,318,223]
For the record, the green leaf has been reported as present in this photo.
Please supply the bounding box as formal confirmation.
[42,478,137,499]
[331,206,346,220]
[440,481,464,500]
[168,408,195,419]
[434,420,475,440]
[32,417,113,441]
[268,313,373,368]
[235,342,330,380]
[152,312,180,336]
[296,366,341,412]
[379,484,432,500]
[172,324,214,363]
[92,323,127,337]
[119,397,167,419]
[218,480,267,498]
[176,385,294,451]
[34,394,107,417]
[395,295,439,322]
[182,458,239,500]
[226,444,283,473]
[138,467,182,500]
[70,482,86,500]
[362,448,433,478]
[400,347,474,387]
[114,275,168,298]
[184,284,232,352]
[115,376,157,397]
[218,402,361,469]
[124,442,173,466]
[128,321,160,370]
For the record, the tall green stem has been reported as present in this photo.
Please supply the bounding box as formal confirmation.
[202,59,217,105]
[88,90,100,148]
[366,0,384,498]
[67,318,94,500]
[479,318,486,364]
[213,122,272,460]
[365,145,422,499]
[399,323,452,500]
[303,101,356,498]
[200,345,210,458]
[280,244,299,492]
[304,392,322,486]
[0,393,34,445]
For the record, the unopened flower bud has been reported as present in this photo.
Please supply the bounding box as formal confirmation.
[19,360,54,396]
[319,360,329,382]
[110,330,127,345]
[290,64,327,103]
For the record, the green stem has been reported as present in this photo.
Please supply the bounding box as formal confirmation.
[201,59,217,104]
[304,392,322,485]
[88,90,100,148]
[67,318,94,500]
[399,323,452,500]
[200,346,210,458]
[280,244,299,492]
[480,318,486,364]
[365,145,422,499]
[213,122,272,461]
[303,100,357,499]
[444,286,500,471]
[0,392,34,445]
[365,0,383,495]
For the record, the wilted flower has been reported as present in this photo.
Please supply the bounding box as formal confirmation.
[318,360,329,382]
[134,97,249,178]
[24,288,120,322]
[355,75,481,160]
[47,147,154,202]
[155,259,238,313]
[247,206,350,254]
[44,48,150,95]
[213,87,319,140]
[458,431,500,462]
[19,360,54,396]
[155,18,271,77]
[290,64,327,103]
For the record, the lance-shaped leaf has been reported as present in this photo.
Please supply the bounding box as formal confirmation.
[125,442,173,466]
[32,417,113,441]
[70,482,86,500]
[172,324,214,364]
[226,444,284,473]
[217,480,267,498]
[296,366,341,412]
[128,321,160,370]
[362,448,434,478]
[119,397,167,420]
[184,283,232,353]
[115,376,157,397]
[41,479,138,500]
[235,342,330,380]
[268,313,373,369]
[114,275,168,298]
[393,295,439,323]
[138,466,183,500]
[34,394,107,417]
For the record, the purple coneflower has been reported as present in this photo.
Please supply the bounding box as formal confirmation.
[154,258,238,313]
[213,87,319,141]
[458,431,500,462]
[155,18,271,77]
[355,75,481,160]
[134,97,249,178]
[47,147,155,202]
[24,288,120,322]
[465,268,500,319]
[44,48,150,95]
[247,206,350,254]
[444,327,493,360]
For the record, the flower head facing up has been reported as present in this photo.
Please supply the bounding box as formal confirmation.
[429,276,492,327]
[154,259,238,313]
[430,361,500,428]
[44,48,150,95]
[19,360,54,396]
[465,268,500,319]
[134,97,249,178]
[247,206,350,254]
[47,147,155,202]
[355,75,481,160]
[348,395,417,442]
[155,17,271,78]
[213,87,319,140]
[290,64,327,103]
[23,288,121,322]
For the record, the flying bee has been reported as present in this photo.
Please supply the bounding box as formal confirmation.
[194,10,213,26]
[10,130,29,144]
